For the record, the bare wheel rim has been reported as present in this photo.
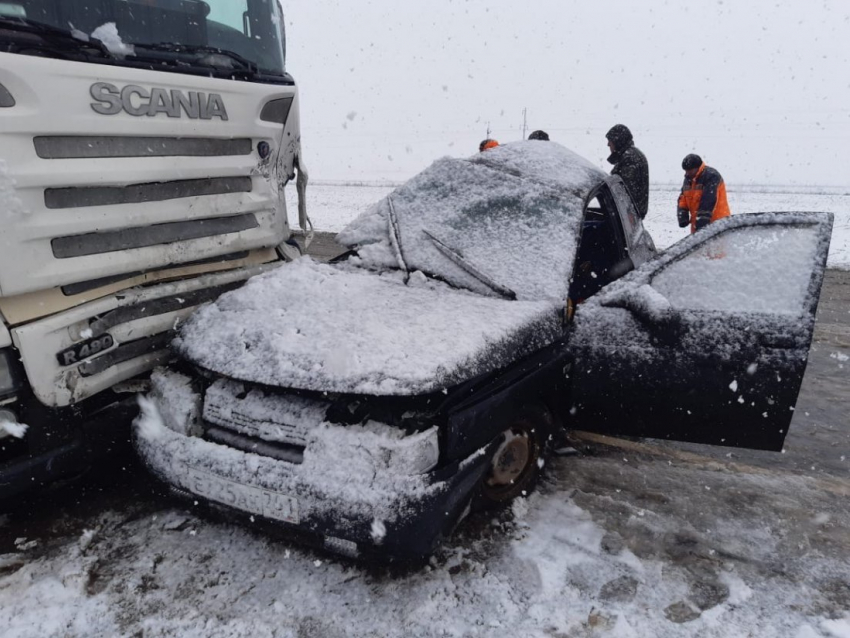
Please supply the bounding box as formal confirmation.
[486,431,531,486]
[481,426,540,501]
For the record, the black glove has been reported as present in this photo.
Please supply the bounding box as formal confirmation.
[695,212,711,231]
[677,208,689,228]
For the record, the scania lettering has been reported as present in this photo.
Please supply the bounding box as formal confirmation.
[0,0,311,499]
[90,83,230,120]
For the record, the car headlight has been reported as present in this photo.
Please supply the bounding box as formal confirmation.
[381,426,440,475]
[0,407,27,440]
[0,348,23,397]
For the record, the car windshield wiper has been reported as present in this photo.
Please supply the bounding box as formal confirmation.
[132,43,259,73]
[422,229,517,300]
[386,196,410,280]
[0,16,110,57]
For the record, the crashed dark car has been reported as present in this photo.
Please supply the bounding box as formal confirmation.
[134,142,833,560]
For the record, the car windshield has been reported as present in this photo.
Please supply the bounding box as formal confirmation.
[0,0,287,79]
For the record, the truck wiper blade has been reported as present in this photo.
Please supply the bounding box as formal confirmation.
[422,229,517,300]
[133,43,258,73]
[0,16,110,57]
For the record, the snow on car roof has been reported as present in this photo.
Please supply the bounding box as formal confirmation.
[175,259,563,395]
[337,141,606,301]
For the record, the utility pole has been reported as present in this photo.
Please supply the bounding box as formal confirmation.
[521,108,528,140]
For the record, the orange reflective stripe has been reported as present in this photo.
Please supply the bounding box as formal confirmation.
[710,182,731,222]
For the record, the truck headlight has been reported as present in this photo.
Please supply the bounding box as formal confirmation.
[0,83,14,108]
[260,97,293,124]
[381,427,440,475]
[0,348,23,397]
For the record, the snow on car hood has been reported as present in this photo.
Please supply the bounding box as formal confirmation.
[175,259,563,395]
[337,141,606,302]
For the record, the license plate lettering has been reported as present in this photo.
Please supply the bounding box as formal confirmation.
[186,468,299,524]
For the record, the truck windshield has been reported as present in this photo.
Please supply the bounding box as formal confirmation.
[0,0,287,80]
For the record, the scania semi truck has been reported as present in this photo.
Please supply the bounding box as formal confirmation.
[0,0,310,498]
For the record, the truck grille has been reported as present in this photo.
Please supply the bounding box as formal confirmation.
[51,214,258,258]
[44,176,252,210]
[86,282,243,335]
[11,264,278,408]
[34,136,252,159]
[79,332,174,377]
[60,250,250,296]
[0,53,292,301]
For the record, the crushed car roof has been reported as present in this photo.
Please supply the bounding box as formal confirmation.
[337,141,606,302]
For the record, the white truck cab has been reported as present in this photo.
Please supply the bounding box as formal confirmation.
[0,0,309,498]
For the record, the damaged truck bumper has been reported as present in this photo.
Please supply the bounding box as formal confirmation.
[133,370,490,560]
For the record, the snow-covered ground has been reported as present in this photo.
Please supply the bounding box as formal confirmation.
[287,182,850,270]
[1,431,848,638]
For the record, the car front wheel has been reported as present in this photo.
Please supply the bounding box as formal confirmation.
[476,411,549,508]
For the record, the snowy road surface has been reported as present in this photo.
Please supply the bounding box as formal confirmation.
[0,183,847,637]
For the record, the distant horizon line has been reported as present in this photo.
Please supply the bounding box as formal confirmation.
[306,179,850,194]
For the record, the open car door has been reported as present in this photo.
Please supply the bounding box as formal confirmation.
[566,212,833,451]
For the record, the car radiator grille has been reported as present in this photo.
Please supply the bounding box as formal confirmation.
[203,425,306,464]
[201,379,331,464]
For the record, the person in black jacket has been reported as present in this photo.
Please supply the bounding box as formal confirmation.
[528,130,550,141]
[605,124,649,219]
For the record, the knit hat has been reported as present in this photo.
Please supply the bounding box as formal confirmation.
[605,124,633,150]
[681,154,703,170]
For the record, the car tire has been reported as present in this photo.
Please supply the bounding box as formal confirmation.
[473,407,551,510]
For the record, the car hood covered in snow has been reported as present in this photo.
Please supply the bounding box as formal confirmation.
[174,259,563,395]
[175,142,604,395]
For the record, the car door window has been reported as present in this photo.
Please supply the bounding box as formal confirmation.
[651,224,821,315]
[569,188,627,302]
[567,212,833,451]
[607,179,638,238]
[608,178,655,267]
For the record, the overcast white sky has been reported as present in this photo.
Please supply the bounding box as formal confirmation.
[284,0,850,187]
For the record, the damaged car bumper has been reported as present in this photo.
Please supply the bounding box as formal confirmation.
[133,369,491,560]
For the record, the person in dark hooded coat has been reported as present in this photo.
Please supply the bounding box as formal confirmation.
[605,124,649,219]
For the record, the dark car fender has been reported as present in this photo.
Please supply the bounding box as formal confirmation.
[441,337,570,462]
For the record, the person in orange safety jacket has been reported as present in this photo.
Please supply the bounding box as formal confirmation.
[479,138,500,152]
[677,154,731,233]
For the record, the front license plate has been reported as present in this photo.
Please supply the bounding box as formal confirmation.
[56,333,115,367]
[186,467,300,524]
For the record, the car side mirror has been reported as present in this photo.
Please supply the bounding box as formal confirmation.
[601,284,681,330]
[607,256,635,282]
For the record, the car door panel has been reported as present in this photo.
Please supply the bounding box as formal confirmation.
[607,176,656,267]
[565,212,833,452]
